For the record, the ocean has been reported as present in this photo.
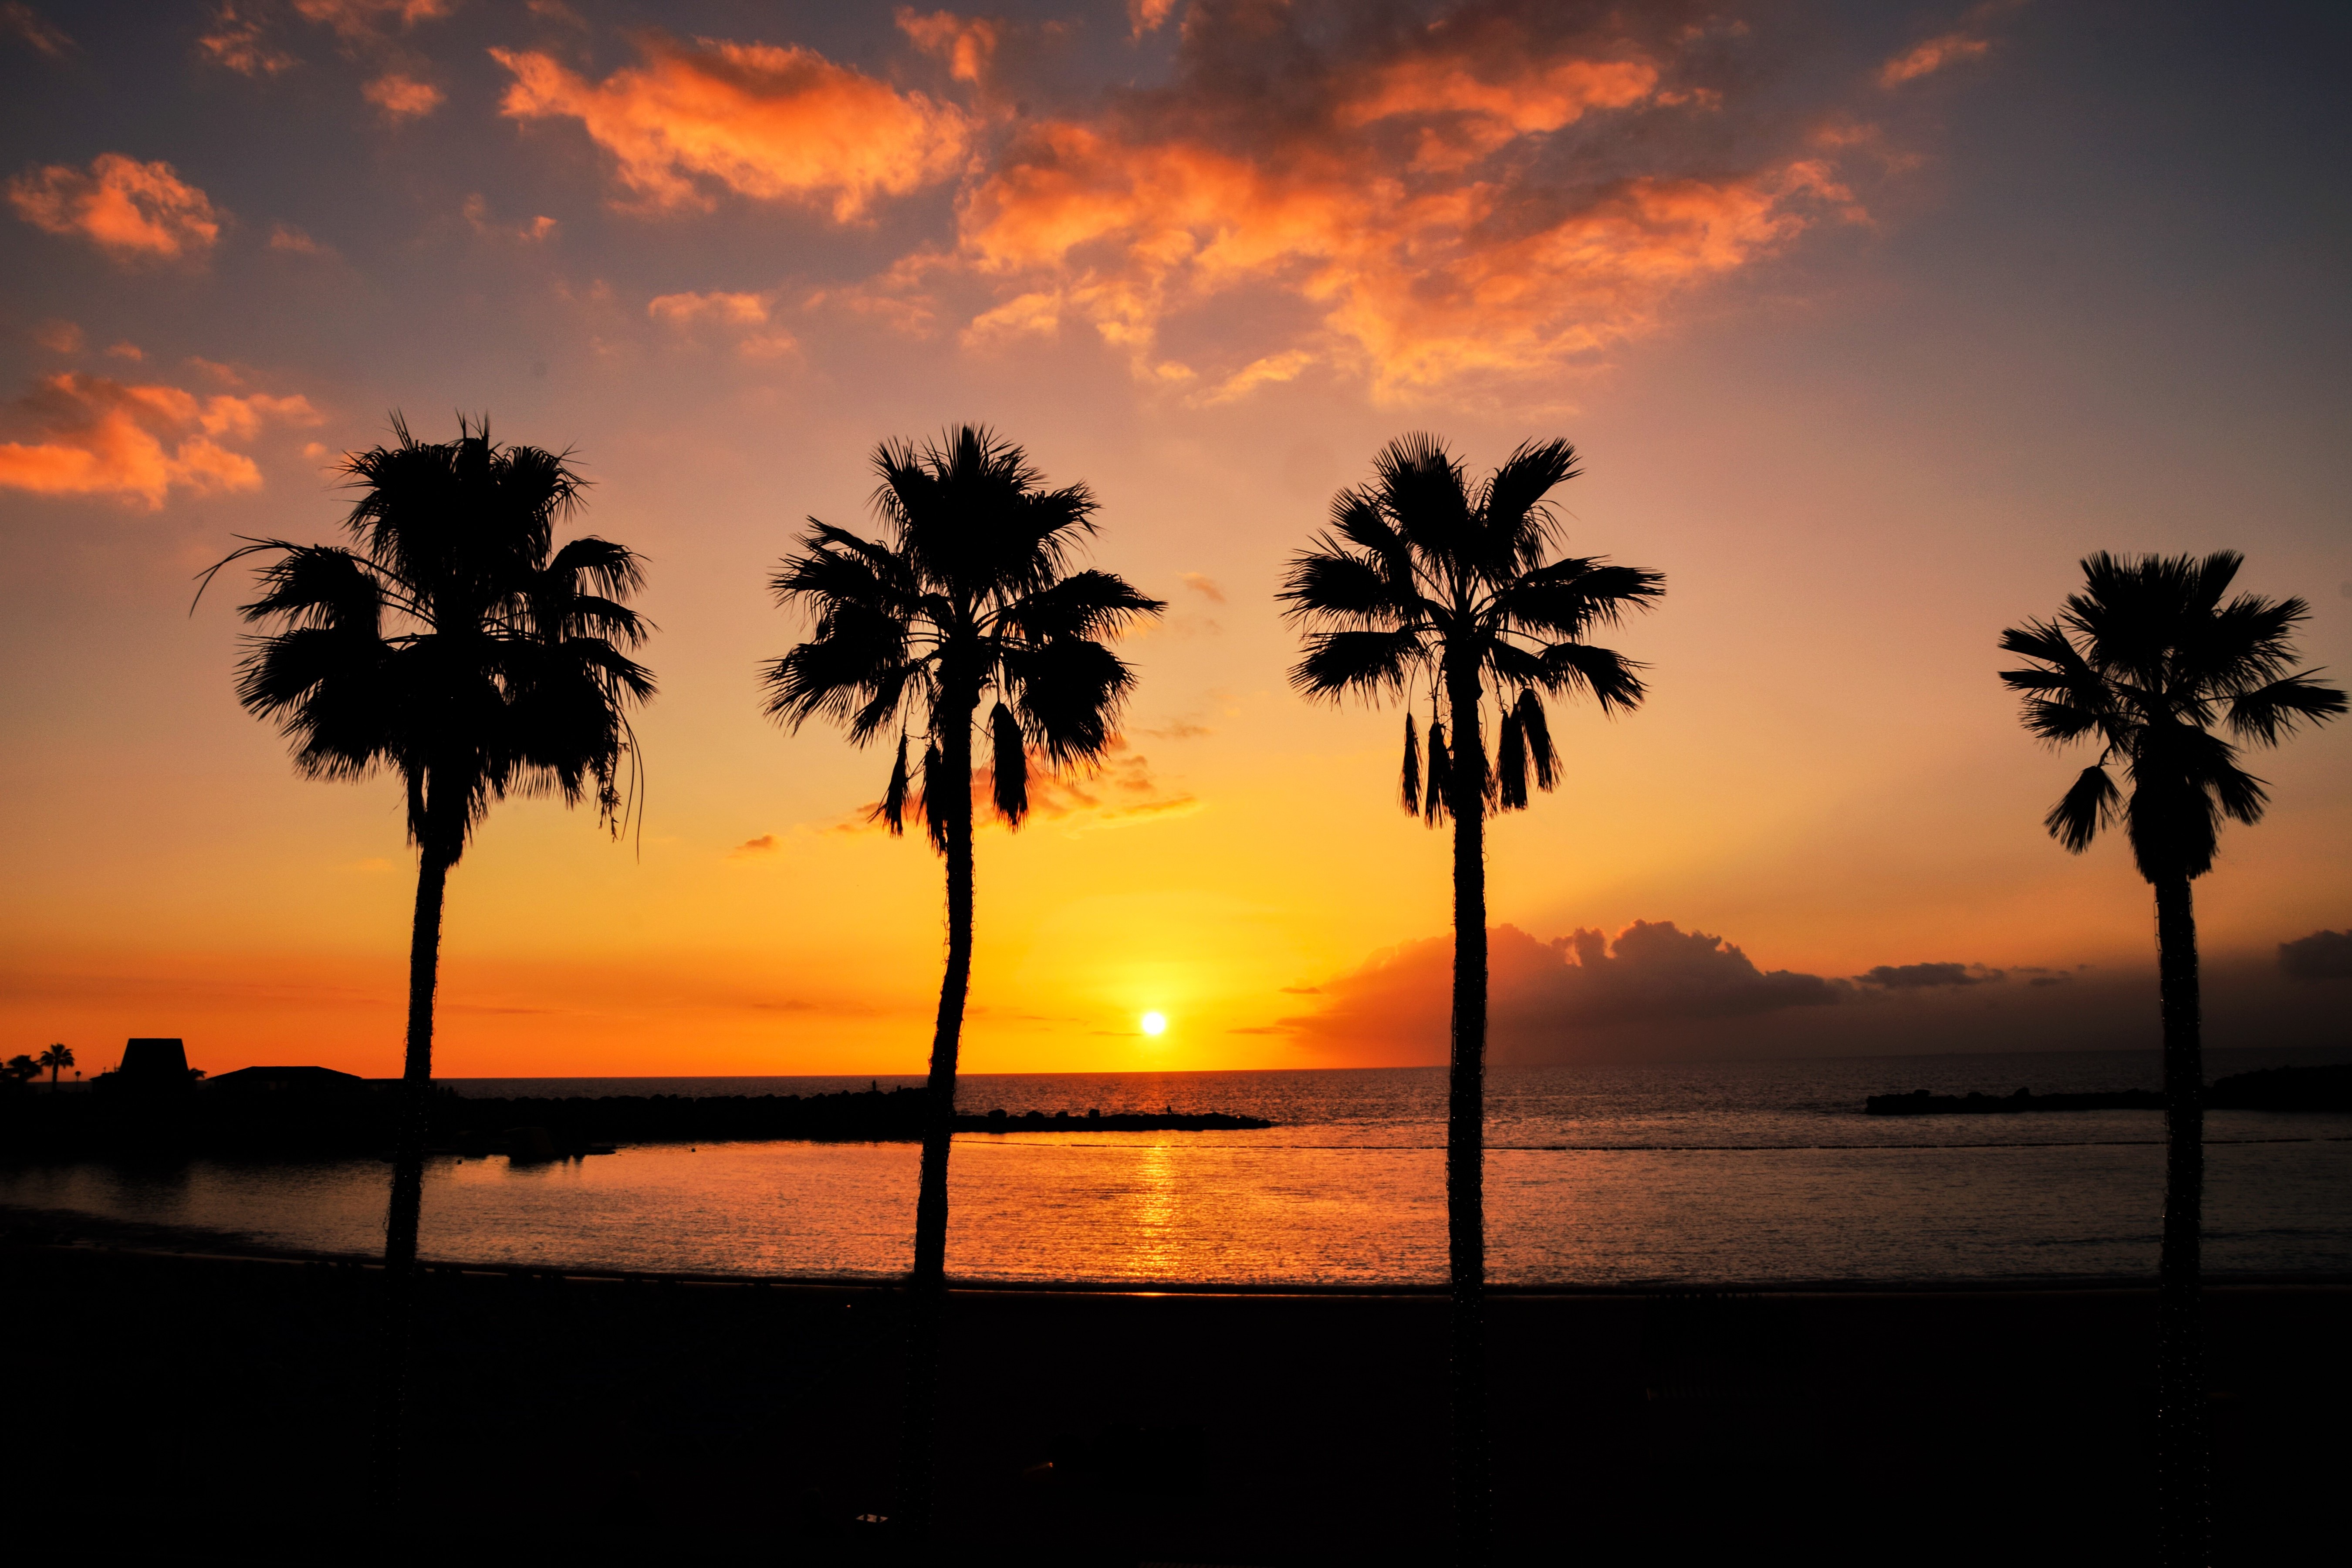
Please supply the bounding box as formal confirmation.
[7,1048,2349,1287]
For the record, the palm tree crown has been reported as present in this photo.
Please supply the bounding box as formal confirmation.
[1998,550,2343,882]
[1279,433,1663,803]
[209,415,654,861]
[763,426,1164,828]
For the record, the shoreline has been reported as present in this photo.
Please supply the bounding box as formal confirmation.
[8,1203,2348,1299]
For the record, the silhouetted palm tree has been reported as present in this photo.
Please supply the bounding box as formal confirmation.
[1281,434,1663,1563]
[2000,550,2342,1565]
[205,414,654,1500]
[764,425,1162,1537]
[36,1043,73,1085]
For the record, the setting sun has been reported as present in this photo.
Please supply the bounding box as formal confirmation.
[1140,1011,1168,1037]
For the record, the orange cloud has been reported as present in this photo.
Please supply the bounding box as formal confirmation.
[950,125,1845,397]
[7,153,222,260]
[292,0,452,40]
[649,289,798,359]
[462,193,558,243]
[907,4,1860,398]
[648,290,769,326]
[31,318,81,353]
[1879,32,1990,88]
[1129,0,1177,38]
[0,372,319,508]
[269,221,331,255]
[197,4,293,76]
[1336,47,1658,172]
[491,35,973,221]
[3,3,73,58]
[363,71,444,120]
[897,8,999,85]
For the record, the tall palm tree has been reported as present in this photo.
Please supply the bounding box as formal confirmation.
[203,414,654,1498]
[1999,550,2342,1565]
[1281,434,1663,1562]
[763,425,1162,1537]
[36,1043,73,1085]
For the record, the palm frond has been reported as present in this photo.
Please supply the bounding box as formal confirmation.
[1425,717,1450,825]
[1498,562,1666,635]
[1537,641,1648,713]
[989,700,1030,825]
[1004,637,1135,767]
[872,733,912,836]
[917,737,950,853]
[2044,764,2119,852]
[2228,670,2347,743]
[1399,712,1421,816]
[1495,707,1528,811]
[1371,433,1470,565]
[1006,570,1166,642]
[1477,438,1579,571]
[1290,629,1424,702]
[1514,688,1558,790]
[1279,545,1419,626]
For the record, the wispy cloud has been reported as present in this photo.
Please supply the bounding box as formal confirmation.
[1878,31,1990,88]
[197,4,294,77]
[1177,571,1224,603]
[462,193,557,243]
[363,71,444,121]
[293,0,452,43]
[8,154,222,262]
[1855,961,2003,988]
[2,3,72,58]
[269,221,333,256]
[649,289,798,359]
[491,34,974,220]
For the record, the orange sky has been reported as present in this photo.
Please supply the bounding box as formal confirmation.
[3,1,2347,1077]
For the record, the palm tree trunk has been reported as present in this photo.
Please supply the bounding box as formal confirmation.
[1445,664,1490,1565]
[2152,874,2208,1565]
[900,706,977,1539]
[372,841,449,1509]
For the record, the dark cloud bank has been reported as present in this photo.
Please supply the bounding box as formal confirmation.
[1283,921,2352,1065]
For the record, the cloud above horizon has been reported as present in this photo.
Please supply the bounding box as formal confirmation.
[2279,929,2352,981]
[920,1,1863,398]
[1287,920,1850,1058]
[0,372,319,508]
[497,3,1886,400]
[1855,961,2002,989]
[8,153,221,260]
[492,34,975,220]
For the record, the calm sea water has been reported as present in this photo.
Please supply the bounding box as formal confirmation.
[7,1049,2349,1287]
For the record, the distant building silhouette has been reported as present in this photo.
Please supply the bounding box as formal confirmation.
[207,1065,366,1097]
[120,1038,189,1080]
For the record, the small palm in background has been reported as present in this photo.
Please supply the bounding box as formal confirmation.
[207,414,655,1498]
[765,424,1162,1538]
[36,1043,73,1085]
[1282,433,1663,1563]
[1999,549,2342,1566]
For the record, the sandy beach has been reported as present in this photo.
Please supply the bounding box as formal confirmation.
[8,1213,2341,1564]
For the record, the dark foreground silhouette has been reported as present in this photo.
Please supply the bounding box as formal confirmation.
[4,1226,2340,1565]
[0,1078,1273,1159]
[1865,1064,2352,1116]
